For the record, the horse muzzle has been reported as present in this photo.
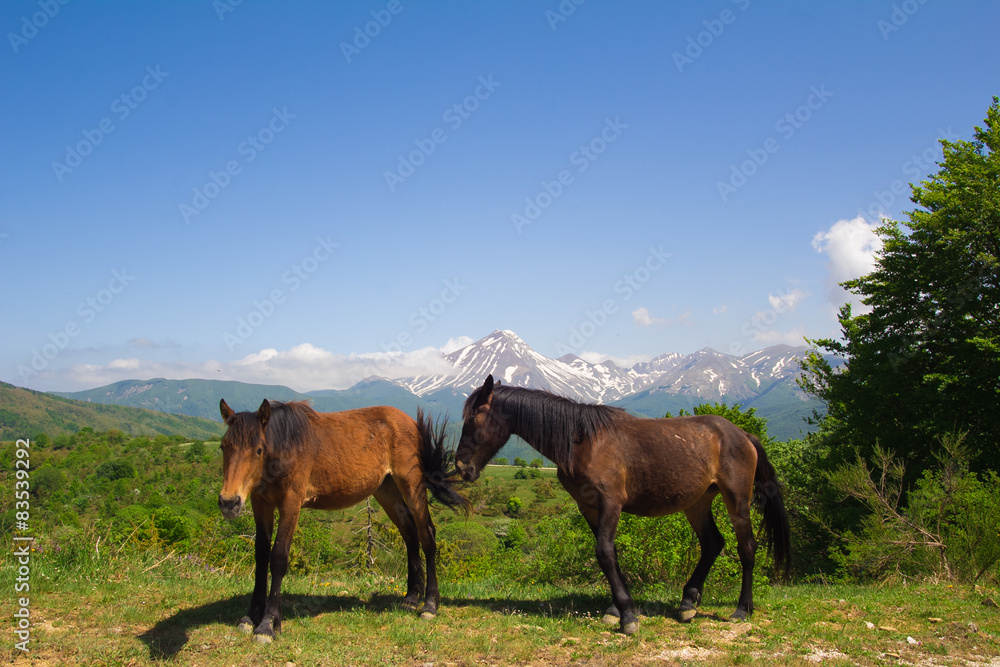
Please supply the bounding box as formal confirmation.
[455,459,479,483]
[218,494,245,519]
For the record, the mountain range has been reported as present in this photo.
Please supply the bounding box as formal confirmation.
[53,330,830,442]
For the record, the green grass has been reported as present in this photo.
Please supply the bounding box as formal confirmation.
[4,547,998,666]
[5,443,999,665]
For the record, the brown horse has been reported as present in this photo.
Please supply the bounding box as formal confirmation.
[218,399,468,642]
[455,375,790,635]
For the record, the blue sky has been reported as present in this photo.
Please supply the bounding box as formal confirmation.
[3,0,999,392]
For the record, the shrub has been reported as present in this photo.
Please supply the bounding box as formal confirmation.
[829,432,1000,584]
[438,521,500,560]
[95,460,135,482]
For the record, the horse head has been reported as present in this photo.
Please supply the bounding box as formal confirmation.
[456,374,510,482]
[217,398,271,519]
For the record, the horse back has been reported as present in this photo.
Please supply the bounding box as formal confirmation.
[579,414,756,516]
[295,405,421,509]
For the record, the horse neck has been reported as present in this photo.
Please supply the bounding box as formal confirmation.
[493,399,561,466]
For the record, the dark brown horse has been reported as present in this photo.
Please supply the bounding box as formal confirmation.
[455,375,790,635]
[218,399,468,642]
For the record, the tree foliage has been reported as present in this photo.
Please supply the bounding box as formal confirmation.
[801,97,1000,478]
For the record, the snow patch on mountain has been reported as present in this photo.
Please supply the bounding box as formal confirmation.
[399,329,817,405]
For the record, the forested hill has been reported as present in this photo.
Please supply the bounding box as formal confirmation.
[0,382,224,441]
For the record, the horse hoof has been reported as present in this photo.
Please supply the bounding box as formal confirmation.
[237,619,254,634]
[621,621,640,636]
[252,633,273,644]
[601,614,620,625]
[730,609,748,622]
[419,611,437,621]
[678,608,697,623]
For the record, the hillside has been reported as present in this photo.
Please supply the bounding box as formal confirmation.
[0,382,224,441]
[55,376,435,422]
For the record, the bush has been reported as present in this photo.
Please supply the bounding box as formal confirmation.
[525,500,772,601]
[438,521,500,560]
[829,432,1000,584]
[95,460,135,482]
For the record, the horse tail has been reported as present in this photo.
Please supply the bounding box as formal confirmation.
[747,432,792,577]
[417,409,471,514]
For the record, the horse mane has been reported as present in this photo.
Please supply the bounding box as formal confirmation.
[265,401,317,452]
[229,400,317,452]
[465,385,623,470]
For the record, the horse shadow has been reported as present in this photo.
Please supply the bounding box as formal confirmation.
[137,591,370,660]
[137,590,701,659]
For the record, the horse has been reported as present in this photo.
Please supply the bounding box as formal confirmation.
[455,375,790,636]
[217,398,469,642]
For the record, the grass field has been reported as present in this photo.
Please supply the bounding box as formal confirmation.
[5,537,1000,665]
[4,463,1000,665]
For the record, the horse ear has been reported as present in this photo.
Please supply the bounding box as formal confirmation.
[257,399,271,428]
[220,399,235,424]
[473,374,495,410]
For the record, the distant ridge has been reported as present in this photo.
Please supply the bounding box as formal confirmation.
[51,330,837,441]
[0,381,224,441]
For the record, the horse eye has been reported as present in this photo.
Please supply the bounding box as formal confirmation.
[256,447,263,456]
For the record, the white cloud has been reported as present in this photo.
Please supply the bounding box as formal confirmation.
[632,307,693,329]
[578,351,652,368]
[751,327,807,346]
[768,288,807,313]
[713,304,728,315]
[440,336,474,354]
[47,340,464,393]
[813,216,883,312]
[632,307,666,328]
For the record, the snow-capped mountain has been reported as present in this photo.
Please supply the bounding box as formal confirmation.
[403,329,612,401]
[399,329,815,404]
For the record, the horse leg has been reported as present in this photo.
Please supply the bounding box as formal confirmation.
[678,494,724,622]
[373,478,424,611]
[253,501,302,643]
[598,544,628,625]
[583,501,639,635]
[391,475,440,620]
[239,498,275,632]
[720,488,757,621]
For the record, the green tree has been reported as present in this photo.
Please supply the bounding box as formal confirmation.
[801,97,1000,478]
[513,457,528,468]
[665,402,773,446]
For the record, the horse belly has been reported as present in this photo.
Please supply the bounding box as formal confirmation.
[622,485,715,517]
[302,487,374,510]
